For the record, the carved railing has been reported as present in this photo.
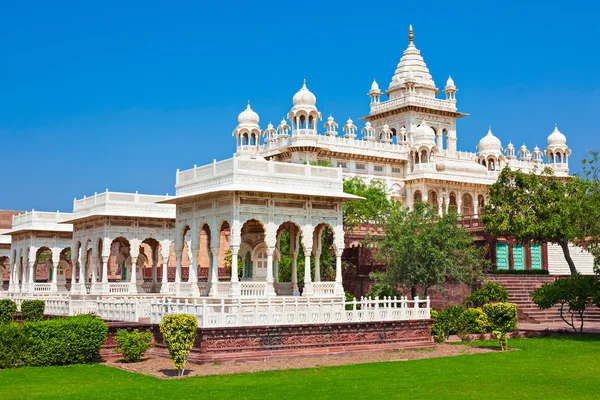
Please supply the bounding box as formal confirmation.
[312,282,336,297]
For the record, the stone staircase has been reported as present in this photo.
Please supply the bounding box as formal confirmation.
[485,275,600,324]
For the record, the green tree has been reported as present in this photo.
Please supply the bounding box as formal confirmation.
[342,177,392,228]
[482,167,600,275]
[371,202,486,298]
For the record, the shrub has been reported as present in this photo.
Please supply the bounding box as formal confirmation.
[0,299,17,324]
[159,314,197,376]
[466,282,509,308]
[344,291,355,311]
[0,323,24,369]
[430,305,465,342]
[22,314,108,366]
[462,307,492,334]
[491,269,550,275]
[532,274,600,334]
[483,302,518,350]
[114,329,154,362]
[21,300,45,322]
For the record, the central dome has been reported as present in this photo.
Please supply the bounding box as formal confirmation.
[547,124,567,147]
[292,80,317,107]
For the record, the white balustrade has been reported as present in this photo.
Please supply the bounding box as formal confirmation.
[240,282,266,297]
[1,293,430,328]
[32,283,52,292]
[108,283,130,294]
[312,282,336,297]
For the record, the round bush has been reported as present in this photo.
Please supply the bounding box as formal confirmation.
[21,300,45,322]
[0,299,17,324]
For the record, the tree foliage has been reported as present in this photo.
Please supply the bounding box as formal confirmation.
[466,282,509,308]
[371,202,487,298]
[159,314,197,376]
[532,275,600,333]
[482,166,600,274]
[484,302,518,350]
[343,177,392,228]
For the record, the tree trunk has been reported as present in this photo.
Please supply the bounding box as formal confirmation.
[558,240,578,275]
[411,286,417,299]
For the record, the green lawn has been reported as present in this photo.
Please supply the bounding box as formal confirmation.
[1,336,599,400]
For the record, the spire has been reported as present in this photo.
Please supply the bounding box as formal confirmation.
[408,24,414,44]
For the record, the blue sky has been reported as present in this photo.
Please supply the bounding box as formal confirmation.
[1,0,598,212]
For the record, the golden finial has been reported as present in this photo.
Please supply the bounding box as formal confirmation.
[408,24,414,44]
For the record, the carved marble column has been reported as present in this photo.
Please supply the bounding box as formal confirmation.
[291,250,299,296]
[313,249,321,283]
[129,256,139,294]
[265,247,276,297]
[302,246,313,297]
[101,256,109,294]
[50,252,59,293]
[160,243,170,294]
[208,246,220,297]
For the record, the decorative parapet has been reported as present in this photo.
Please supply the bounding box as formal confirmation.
[370,93,458,115]
[175,157,355,199]
[258,134,411,160]
[9,210,73,234]
[70,191,175,221]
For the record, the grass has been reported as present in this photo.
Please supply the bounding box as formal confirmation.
[1,336,599,399]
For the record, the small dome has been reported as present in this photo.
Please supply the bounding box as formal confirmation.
[413,120,436,145]
[327,115,335,122]
[280,118,287,125]
[267,122,274,129]
[346,117,354,125]
[292,79,317,107]
[371,79,380,91]
[478,126,502,154]
[520,144,528,151]
[506,141,514,149]
[446,75,455,87]
[547,123,567,147]
[533,145,540,151]
[238,102,260,125]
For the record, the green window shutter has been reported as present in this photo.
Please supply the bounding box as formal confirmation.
[530,244,542,270]
[496,242,509,270]
[513,245,525,270]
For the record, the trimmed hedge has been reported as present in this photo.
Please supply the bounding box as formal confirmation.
[21,300,45,322]
[0,323,24,369]
[0,299,17,324]
[491,269,550,275]
[22,314,108,366]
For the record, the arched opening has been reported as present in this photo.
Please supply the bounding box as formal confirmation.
[428,191,438,209]
[488,157,496,171]
[478,194,485,211]
[108,237,130,282]
[421,150,428,164]
[241,132,249,146]
[140,238,159,293]
[414,190,423,204]
[442,129,448,150]
[34,247,52,283]
[312,222,336,283]
[556,152,562,163]
[58,247,71,291]
[448,193,458,214]
[275,221,303,295]
[240,219,266,280]
[462,193,473,216]
[0,256,9,288]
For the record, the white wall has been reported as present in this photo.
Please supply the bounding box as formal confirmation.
[547,243,595,275]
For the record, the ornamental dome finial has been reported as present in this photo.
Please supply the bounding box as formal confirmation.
[408,24,414,44]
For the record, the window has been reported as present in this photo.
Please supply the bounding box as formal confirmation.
[337,162,348,169]
[374,165,384,172]
[355,163,366,170]
[392,167,402,174]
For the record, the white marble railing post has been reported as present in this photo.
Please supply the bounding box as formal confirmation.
[8,258,16,293]
[27,262,35,294]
